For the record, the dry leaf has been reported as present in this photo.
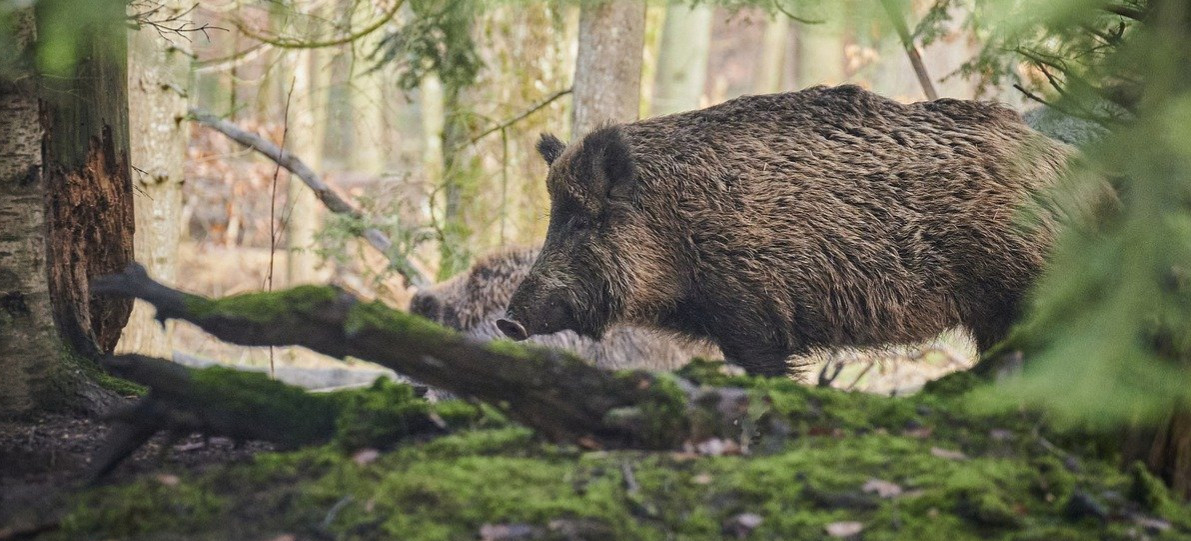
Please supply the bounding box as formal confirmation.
[862,478,903,498]
[479,523,539,541]
[352,448,380,466]
[930,447,968,461]
[825,521,864,537]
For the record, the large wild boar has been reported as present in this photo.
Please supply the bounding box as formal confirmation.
[410,247,720,371]
[498,85,1073,377]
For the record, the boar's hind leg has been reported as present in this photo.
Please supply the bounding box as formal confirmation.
[966,303,1020,354]
[720,343,798,378]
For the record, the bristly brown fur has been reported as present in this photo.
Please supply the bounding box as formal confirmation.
[410,247,720,371]
[507,84,1075,377]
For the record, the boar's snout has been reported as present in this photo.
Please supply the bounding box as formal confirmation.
[496,317,529,341]
[500,286,578,341]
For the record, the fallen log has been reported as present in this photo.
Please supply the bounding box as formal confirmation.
[91,264,748,456]
[87,354,451,479]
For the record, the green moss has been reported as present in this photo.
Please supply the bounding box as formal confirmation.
[1130,460,1175,513]
[185,366,340,446]
[60,345,147,397]
[186,285,339,324]
[612,371,690,448]
[922,370,984,397]
[61,479,224,538]
[41,343,146,415]
[51,373,1191,540]
[333,378,434,450]
[343,298,448,341]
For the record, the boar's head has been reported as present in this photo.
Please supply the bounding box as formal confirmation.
[498,126,683,342]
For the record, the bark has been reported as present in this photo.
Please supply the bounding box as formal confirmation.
[117,0,191,358]
[1145,409,1191,499]
[571,0,646,139]
[651,3,712,116]
[0,4,133,415]
[92,264,749,454]
[0,11,58,415]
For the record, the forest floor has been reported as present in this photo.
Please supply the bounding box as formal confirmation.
[2,364,1189,541]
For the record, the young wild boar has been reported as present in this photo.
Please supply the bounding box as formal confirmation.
[410,247,720,371]
[497,84,1073,377]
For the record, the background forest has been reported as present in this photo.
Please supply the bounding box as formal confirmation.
[127,0,1035,386]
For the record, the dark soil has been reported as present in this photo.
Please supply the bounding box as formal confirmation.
[0,408,272,538]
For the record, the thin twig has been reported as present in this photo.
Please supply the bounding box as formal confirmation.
[234,0,403,50]
[771,0,825,24]
[461,88,573,149]
[266,80,297,378]
[1102,4,1145,20]
[879,0,938,100]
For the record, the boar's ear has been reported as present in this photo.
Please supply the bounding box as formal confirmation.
[582,126,635,201]
[537,133,566,166]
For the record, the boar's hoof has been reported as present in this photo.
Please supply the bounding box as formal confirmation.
[496,318,529,341]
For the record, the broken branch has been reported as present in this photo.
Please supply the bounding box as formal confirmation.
[189,107,432,289]
[879,0,939,101]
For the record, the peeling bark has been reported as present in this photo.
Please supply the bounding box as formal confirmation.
[37,0,135,358]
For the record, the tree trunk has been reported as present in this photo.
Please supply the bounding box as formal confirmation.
[0,5,133,416]
[797,15,845,87]
[437,85,474,280]
[117,0,191,359]
[651,3,712,116]
[754,17,789,95]
[284,42,327,286]
[571,0,646,139]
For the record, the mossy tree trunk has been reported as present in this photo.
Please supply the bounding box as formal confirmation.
[0,3,133,416]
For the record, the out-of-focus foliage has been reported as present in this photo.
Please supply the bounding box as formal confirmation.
[911,0,1145,110]
[372,0,482,96]
[0,0,128,80]
[977,0,1191,426]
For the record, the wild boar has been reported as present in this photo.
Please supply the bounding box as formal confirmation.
[498,85,1073,377]
[410,247,719,371]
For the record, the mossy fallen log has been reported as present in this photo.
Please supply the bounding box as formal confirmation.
[87,355,466,479]
[90,264,747,455]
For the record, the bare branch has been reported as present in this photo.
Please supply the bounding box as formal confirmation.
[461,88,573,149]
[233,0,403,49]
[1103,4,1145,20]
[188,107,432,289]
[879,0,938,101]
